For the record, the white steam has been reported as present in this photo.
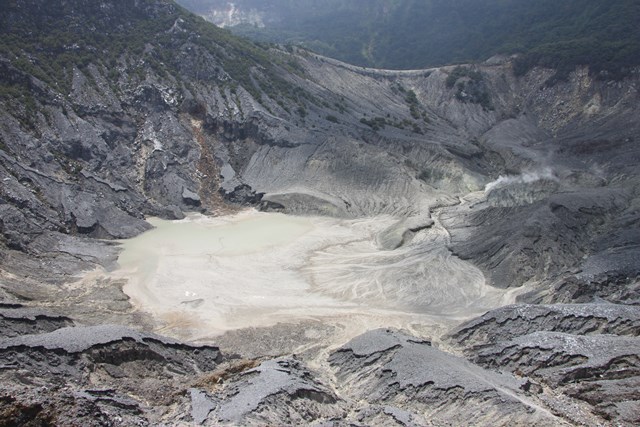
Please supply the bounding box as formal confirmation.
[484,168,557,194]
[206,3,265,28]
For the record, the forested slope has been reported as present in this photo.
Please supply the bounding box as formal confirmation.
[179,0,640,80]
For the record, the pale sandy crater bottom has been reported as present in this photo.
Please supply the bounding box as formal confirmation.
[109,209,519,350]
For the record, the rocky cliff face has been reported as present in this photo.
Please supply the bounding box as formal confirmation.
[0,0,639,425]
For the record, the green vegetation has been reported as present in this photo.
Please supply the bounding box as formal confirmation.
[391,84,429,123]
[360,117,386,131]
[0,80,39,130]
[404,89,422,120]
[446,67,493,110]
[418,168,444,183]
[0,0,316,109]
[446,67,482,89]
[50,148,83,178]
[325,114,339,123]
[188,0,640,81]
[360,115,424,134]
[296,106,307,117]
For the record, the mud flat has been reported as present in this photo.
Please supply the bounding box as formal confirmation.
[113,210,515,347]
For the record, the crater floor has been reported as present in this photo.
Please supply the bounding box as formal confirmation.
[112,209,515,348]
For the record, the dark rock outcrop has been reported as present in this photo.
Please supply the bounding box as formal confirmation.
[221,183,264,206]
[471,333,640,425]
[0,325,223,425]
[448,303,640,346]
[448,304,640,426]
[193,357,343,425]
[328,328,564,426]
[0,306,73,338]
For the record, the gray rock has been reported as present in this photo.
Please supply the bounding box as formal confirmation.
[329,328,565,426]
[449,304,640,426]
[0,307,73,338]
[260,191,349,217]
[443,187,635,289]
[0,324,223,425]
[161,204,186,220]
[383,406,420,427]
[221,183,263,206]
[182,187,202,206]
[470,332,640,425]
[0,324,220,360]
[219,163,242,192]
[376,214,434,250]
[526,244,640,305]
[486,178,559,207]
[207,357,344,425]
[448,303,640,348]
[190,388,216,425]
